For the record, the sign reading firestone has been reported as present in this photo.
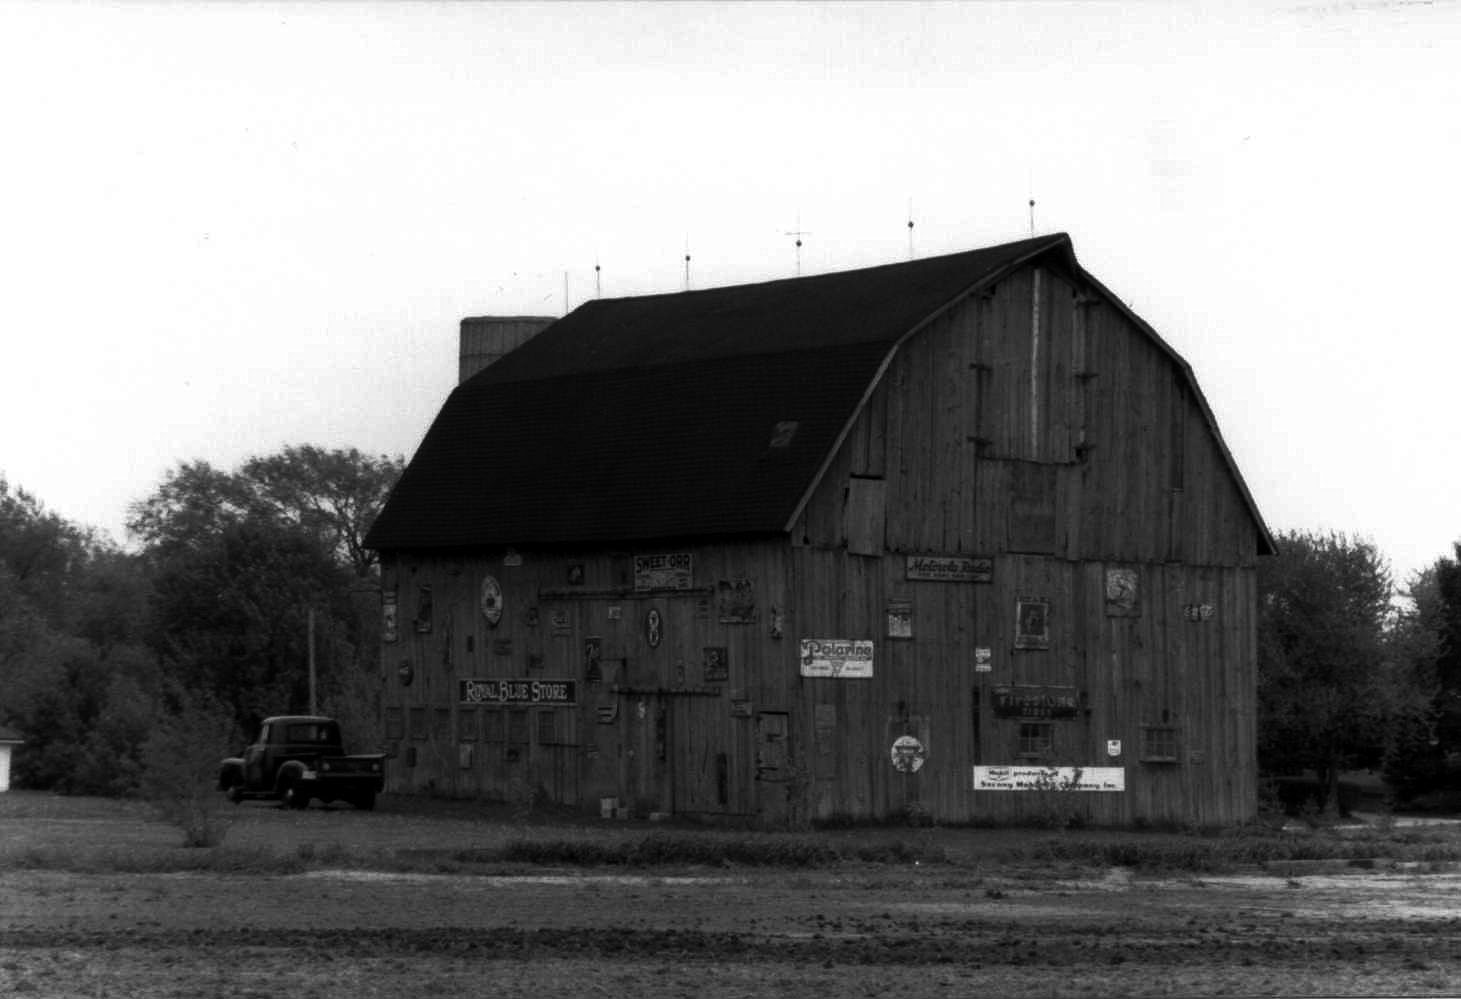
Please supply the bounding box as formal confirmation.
[459,678,577,706]
[799,639,874,678]
[972,765,1125,792]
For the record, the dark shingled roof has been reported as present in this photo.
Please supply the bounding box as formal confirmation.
[367,234,1068,551]
[366,232,1274,555]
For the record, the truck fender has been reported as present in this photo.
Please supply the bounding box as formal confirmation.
[217,758,244,792]
[274,760,309,792]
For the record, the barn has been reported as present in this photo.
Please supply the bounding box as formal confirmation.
[364,232,1274,827]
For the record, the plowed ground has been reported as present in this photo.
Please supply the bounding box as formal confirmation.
[1,798,1459,997]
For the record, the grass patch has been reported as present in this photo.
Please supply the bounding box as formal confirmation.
[1012,825,1461,872]
[491,830,945,868]
[2,844,307,875]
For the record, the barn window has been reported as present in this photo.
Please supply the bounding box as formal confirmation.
[536,710,557,745]
[409,707,426,740]
[384,707,404,741]
[1009,462,1057,553]
[507,709,529,745]
[483,711,505,743]
[433,708,451,741]
[1141,726,1181,763]
[458,707,477,742]
[844,475,886,556]
[1017,722,1053,758]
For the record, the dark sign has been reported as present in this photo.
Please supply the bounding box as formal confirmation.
[459,678,577,706]
[991,684,1079,720]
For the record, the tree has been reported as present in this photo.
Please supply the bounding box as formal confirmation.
[130,445,402,735]
[1384,545,1461,800]
[0,480,157,794]
[242,445,403,578]
[1257,530,1399,812]
[130,446,403,578]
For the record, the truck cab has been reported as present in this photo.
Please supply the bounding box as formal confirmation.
[219,715,385,810]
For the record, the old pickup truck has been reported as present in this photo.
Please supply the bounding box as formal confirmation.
[217,715,385,810]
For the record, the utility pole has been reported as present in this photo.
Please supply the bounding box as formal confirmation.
[308,608,317,715]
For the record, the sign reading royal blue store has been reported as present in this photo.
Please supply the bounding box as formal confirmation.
[459,678,577,706]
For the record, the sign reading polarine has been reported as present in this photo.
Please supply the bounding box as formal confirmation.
[799,639,874,678]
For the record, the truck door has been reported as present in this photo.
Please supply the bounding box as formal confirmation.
[243,722,271,787]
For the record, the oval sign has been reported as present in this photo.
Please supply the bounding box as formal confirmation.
[890,735,926,773]
[480,575,504,627]
[645,608,663,648]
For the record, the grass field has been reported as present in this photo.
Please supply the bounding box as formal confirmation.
[2,791,1461,997]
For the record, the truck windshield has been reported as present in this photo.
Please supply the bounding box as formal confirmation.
[285,723,339,744]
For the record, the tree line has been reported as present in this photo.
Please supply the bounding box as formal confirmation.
[0,446,402,794]
[1,448,1459,811]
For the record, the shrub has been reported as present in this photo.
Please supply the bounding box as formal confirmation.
[138,684,238,847]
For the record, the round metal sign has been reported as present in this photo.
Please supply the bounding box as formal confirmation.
[480,575,504,627]
[890,735,926,773]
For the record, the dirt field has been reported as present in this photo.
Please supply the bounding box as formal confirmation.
[1,795,1459,998]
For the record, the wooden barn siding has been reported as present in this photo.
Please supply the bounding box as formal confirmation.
[379,540,794,817]
[787,261,1259,824]
[786,549,1257,825]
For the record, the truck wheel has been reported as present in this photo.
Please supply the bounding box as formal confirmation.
[353,791,377,811]
[282,778,310,810]
[225,782,245,805]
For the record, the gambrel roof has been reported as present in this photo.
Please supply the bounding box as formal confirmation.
[366,234,1274,554]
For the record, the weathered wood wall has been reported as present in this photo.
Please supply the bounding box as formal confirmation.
[378,540,800,819]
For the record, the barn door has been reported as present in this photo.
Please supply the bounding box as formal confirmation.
[670,696,735,815]
[754,711,791,826]
[621,694,669,815]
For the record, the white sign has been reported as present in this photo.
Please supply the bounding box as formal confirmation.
[634,553,694,591]
[479,575,503,627]
[799,639,874,678]
[974,647,992,672]
[1107,740,1122,758]
[890,735,926,773]
[972,765,1125,792]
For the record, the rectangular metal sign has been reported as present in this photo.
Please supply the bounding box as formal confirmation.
[459,678,577,706]
[972,765,1125,792]
[634,553,694,591]
[991,684,1080,719]
[905,554,993,582]
[799,639,874,678]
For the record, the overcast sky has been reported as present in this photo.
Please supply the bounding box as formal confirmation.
[2,1,1457,588]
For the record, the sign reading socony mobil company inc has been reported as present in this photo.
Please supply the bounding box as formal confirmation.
[799,639,874,678]
[972,766,1125,792]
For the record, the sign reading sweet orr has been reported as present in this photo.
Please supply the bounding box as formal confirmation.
[972,765,1125,792]
[799,639,874,678]
[459,678,577,706]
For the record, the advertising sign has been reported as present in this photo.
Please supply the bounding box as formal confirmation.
[459,678,577,706]
[991,684,1080,719]
[799,639,874,678]
[972,765,1125,792]
[634,553,694,591]
[905,554,993,582]
[890,735,927,773]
